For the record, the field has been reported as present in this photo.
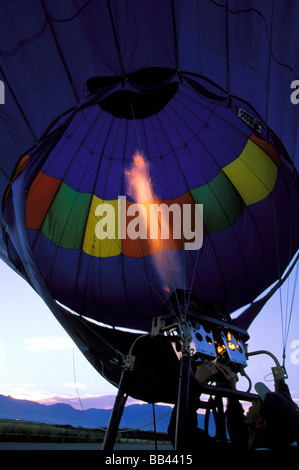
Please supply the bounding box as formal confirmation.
[0,419,172,446]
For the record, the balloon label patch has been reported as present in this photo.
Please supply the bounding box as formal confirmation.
[238,108,262,133]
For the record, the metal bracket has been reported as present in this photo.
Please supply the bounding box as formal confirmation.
[247,350,288,389]
[122,354,136,371]
[272,365,288,383]
[151,316,166,336]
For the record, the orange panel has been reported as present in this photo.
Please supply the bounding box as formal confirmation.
[26,172,61,230]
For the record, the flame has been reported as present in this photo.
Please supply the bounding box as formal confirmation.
[227,331,236,350]
[126,151,152,202]
[217,343,226,355]
[125,151,162,250]
[125,151,182,293]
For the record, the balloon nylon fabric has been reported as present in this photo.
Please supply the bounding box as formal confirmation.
[3,70,299,332]
[1,1,299,333]
[1,0,299,205]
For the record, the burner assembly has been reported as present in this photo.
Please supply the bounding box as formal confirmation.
[103,289,289,451]
[151,289,249,377]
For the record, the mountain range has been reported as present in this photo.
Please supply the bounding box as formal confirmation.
[0,394,215,434]
[0,394,172,433]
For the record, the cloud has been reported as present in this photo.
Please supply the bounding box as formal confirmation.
[0,382,51,401]
[39,394,143,409]
[24,336,74,353]
[0,341,4,364]
[0,381,88,403]
[57,382,88,391]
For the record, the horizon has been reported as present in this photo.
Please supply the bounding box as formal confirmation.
[0,392,144,410]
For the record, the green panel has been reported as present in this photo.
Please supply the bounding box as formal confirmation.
[191,171,245,232]
[41,182,92,249]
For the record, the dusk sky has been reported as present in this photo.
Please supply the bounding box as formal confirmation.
[1,256,299,413]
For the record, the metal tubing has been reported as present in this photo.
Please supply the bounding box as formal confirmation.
[102,370,129,450]
[175,351,191,450]
[247,349,288,390]
[247,349,281,367]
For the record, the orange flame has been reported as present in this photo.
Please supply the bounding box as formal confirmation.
[125,151,182,294]
[126,151,152,202]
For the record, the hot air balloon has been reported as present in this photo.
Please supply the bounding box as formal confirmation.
[1,0,299,450]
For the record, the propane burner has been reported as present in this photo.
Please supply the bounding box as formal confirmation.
[153,289,249,369]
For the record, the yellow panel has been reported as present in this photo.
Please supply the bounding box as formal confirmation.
[223,139,278,205]
[83,195,121,257]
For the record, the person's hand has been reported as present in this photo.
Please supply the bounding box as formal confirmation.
[195,360,217,383]
[215,363,238,389]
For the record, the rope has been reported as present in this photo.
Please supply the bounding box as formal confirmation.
[152,403,157,450]
[282,260,299,368]
[118,409,172,434]
[72,347,107,431]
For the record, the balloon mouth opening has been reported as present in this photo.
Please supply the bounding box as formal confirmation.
[164,289,232,325]
[86,67,179,119]
[98,82,178,119]
[164,289,202,317]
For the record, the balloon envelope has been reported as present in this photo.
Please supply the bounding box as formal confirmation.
[1,1,299,334]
